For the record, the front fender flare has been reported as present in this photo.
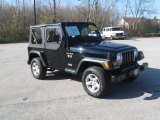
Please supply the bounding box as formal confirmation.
[75,57,111,74]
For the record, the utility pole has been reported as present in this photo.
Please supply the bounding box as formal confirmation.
[53,0,56,22]
[34,0,36,25]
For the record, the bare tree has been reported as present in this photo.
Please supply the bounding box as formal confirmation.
[46,0,57,22]
[0,0,157,43]
[124,0,129,18]
[0,1,5,37]
[77,0,93,22]
[22,0,26,27]
[128,0,154,29]
[87,0,91,22]
[99,0,119,29]
[93,0,98,23]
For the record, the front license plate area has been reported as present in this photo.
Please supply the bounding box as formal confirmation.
[126,72,132,78]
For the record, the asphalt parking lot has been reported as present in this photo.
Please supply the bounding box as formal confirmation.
[0,37,160,120]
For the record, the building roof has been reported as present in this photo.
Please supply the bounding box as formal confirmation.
[123,17,143,25]
[123,17,160,25]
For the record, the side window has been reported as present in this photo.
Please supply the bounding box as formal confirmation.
[46,27,62,43]
[31,28,42,44]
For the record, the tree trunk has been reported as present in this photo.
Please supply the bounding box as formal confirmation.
[0,23,5,37]
[94,0,98,23]
[86,0,91,22]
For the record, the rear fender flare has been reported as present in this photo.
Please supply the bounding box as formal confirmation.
[28,51,47,67]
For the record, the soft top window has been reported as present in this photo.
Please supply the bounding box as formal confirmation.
[65,26,80,37]
[31,28,42,44]
[46,27,62,43]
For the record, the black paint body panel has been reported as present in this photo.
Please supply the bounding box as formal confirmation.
[28,22,139,72]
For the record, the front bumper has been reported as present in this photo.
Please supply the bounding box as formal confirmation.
[112,35,125,39]
[111,63,148,82]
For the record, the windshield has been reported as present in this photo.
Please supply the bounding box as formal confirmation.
[112,27,123,31]
[64,23,102,44]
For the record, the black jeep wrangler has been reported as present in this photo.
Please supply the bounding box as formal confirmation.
[27,22,148,98]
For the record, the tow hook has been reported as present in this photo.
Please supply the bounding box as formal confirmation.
[140,63,148,71]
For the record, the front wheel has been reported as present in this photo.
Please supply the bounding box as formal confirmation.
[31,57,46,79]
[82,66,111,98]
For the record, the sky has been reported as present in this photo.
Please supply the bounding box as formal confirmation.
[118,0,160,19]
[57,0,160,19]
[4,0,160,18]
[154,0,160,18]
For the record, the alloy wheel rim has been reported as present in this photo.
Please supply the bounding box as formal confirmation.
[32,62,40,76]
[85,74,100,93]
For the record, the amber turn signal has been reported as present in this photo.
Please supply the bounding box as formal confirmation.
[104,61,109,68]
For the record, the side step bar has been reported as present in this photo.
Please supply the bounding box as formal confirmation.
[64,68,76,74]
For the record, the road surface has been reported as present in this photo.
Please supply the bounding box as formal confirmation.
[0,37,160,120]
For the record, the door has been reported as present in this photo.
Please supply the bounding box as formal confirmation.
[44,26,66,70]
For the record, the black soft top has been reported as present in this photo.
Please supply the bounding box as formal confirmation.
[30,22,96,28]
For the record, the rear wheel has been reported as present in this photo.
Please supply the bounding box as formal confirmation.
[31,57,46,79]
[82,66,111,98]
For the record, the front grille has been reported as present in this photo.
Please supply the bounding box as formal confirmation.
[116,33,123,36]
[122,50,135,65]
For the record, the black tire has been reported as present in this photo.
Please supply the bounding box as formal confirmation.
[31,57,46,79]
[82,66,111,98]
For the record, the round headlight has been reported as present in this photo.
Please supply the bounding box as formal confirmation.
[134,49,138,59]
[117,53,123,64]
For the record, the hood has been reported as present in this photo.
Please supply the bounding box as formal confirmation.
[69,41,136,56]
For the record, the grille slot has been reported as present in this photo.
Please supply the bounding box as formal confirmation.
[122,50,134,64]
[116,33,123,36]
